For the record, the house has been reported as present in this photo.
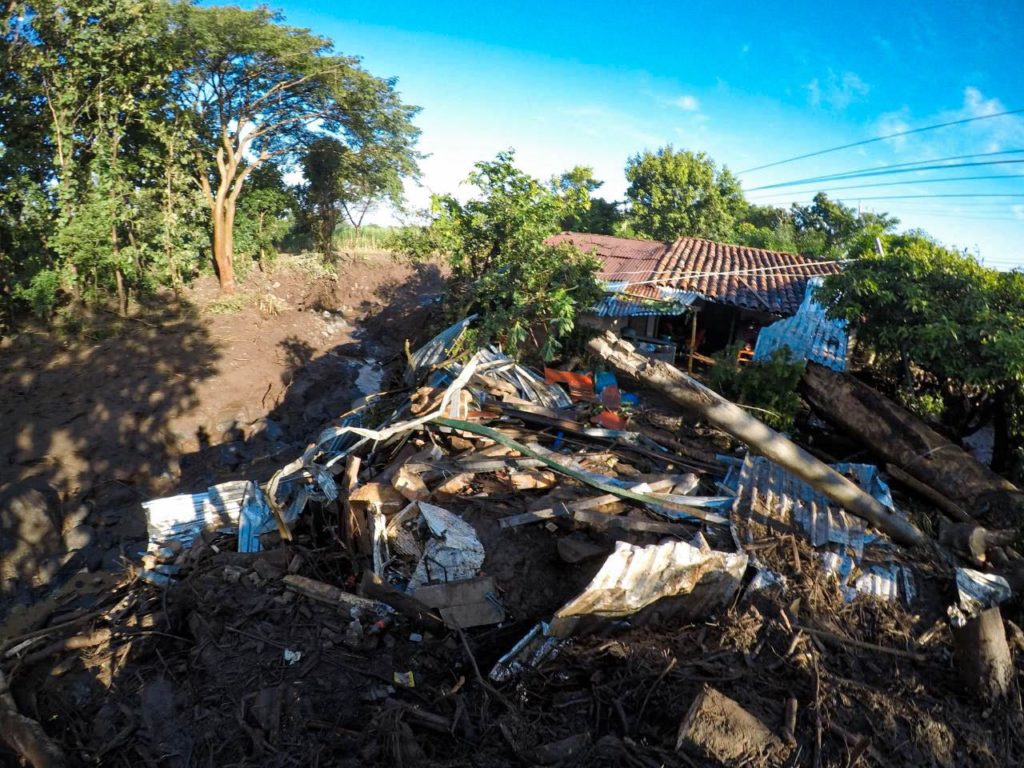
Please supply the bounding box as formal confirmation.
[546,232,843,369]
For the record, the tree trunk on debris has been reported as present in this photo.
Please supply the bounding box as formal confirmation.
[0,670,66,768]
[800,363,1024,523]
[588,332,925,546]
[952,607,1013,701]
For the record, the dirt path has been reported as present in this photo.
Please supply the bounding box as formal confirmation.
[0,252,445,619]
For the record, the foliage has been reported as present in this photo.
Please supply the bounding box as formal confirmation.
[233,164,297,269]
[0,0,419,322]
[708,345,805,432]
[790,193,898,258]
[819,233,1024,474]
[732,196,899,258]
[178,4,421,291]
[624,146,744,241]
[398,151,604,360]
[554,166,623,235]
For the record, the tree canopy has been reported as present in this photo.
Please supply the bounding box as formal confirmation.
[818,233,1024,474]
[624,147,744,241]
[179,4,420,292]
[0,0,420,324]
[400,151,604,360]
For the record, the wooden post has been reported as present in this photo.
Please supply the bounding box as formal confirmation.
[588,331,926,547]
[688,309,698,374]
[953,607,1013,701]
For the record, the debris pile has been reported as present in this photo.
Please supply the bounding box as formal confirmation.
[3,324,1024,767]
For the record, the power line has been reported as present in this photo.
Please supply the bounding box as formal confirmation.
[809,193,1024,201]
[747,157,1024,192]
[737,108,1024,174]
[746,174,1024,199]
[800,148,1024,180]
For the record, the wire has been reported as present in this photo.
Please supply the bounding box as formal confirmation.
[795,148,1024,180]
[746,174,1024,199]
[604,260,848,287]
[737,108,1024,174]
[799,193,1024,201]
[747,158,1024,192]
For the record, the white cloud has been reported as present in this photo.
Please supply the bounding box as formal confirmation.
[806,69,870,110]
[874,108,912,150]
[1012,205,1024,221]
[675,94,700,111]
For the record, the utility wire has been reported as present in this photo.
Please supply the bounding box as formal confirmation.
[793,193,1024,201]
[747,158,1024,191]
[762,148,1024,184]
[737,108,1024,174]
[747,174,1024,199]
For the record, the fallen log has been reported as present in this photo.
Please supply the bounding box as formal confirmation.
[885,463,971,523]
[952,606,1013,701]
[939,520,1017,565]
[801,363,1023,522]
[587,332,925,546]
[0,669,66,768]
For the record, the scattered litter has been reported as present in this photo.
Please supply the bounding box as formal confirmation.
[283,649,302,665]
[549,535,747,636]
[950,568,1012,626]
[142,480,248,550]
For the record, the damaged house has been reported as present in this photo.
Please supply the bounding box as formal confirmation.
[547,232,848,370]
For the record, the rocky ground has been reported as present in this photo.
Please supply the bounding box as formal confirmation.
[0,251,446,631]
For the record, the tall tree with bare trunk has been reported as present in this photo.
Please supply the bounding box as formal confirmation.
[178,5,419,293]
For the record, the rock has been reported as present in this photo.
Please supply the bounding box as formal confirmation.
[249,417,284,443]
[0,479,63,592]
[217,441,249,469]
[64,524,96,551]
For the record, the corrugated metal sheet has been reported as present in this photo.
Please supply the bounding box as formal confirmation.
[143,480,249,549]
[657,238,841,315]
[594,283,701,317]
[730,456,896,561]
[550,537,748,635]
[753,278,849,370]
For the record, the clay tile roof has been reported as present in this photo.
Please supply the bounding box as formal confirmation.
[656,238,841,315]
[548,232,841,315]
[546,232,671,293]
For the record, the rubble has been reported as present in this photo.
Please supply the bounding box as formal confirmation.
[4,322,1024,767]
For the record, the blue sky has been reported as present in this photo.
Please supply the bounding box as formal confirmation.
[231,0,1024,266]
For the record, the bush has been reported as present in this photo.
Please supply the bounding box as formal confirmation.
[708,344,805,431]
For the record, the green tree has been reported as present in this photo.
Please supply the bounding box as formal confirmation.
[233,163,297,270]
[299,135,416,258]
[178,5,420,292]
[791,192,898,257]
[818,233,1024,473]
[732,205,800,252]
[624,146,744,240]
[403,151,604,360]
[553,166,622,235]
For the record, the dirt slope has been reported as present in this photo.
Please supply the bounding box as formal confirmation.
[0,252,445,618]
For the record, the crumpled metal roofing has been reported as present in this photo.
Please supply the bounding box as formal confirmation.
[730,455,897,561]
[753,278,849,370]
[593,282,700,317]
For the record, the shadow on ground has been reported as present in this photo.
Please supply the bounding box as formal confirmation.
[0,298,220,619]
